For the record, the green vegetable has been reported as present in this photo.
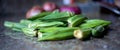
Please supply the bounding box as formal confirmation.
[37,21,64,27]
[27,12,51,20]
[30,21,65,29]
[38,31,73,41]
[4,11,111,41]
[92,25,105,37]
[67,15,87,27]
[74,28,91,40]
[39,11,74,21]
[38,27,78,41]
[4,21,26,31]
[39,27,79,33]
[20,20,32,25]
[21,20,65,28]
[80,19,111,29]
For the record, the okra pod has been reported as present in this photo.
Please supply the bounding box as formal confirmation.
[38,31,74,41]
[33,21,65,29]
[80,19,111,29]
[21,20,64,29]
[20,20,32,25]
[85,19,111,26]
[39,11,74,21]
[4,21,26,31]
[38,27,78,41]
[39,27,79,33]
[67,15,87,27]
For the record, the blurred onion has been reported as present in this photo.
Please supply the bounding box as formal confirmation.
[59,6,81,14]
[43,2,57,11]
[26,5,44,18]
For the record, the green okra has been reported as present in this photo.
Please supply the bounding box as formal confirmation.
[20,20,32,25]
[80,19,111,29]
[67,15,87,27]
[39,11,74,21]
[92,25,105,37]
[34,21,64,28]
[85,19,111,26]
[74,28,91,40]
[28,12,51,20]
[38,27,79,41]
[38,31,74,41]
[20,20,65,28]
[4,21,26,31]
[39,27,79,33]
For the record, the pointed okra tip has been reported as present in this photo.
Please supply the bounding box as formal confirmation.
[4,21,14,28]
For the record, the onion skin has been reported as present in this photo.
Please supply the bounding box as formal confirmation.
[59,6,81,14]
[43,2,57,11]
[26,5,44,18]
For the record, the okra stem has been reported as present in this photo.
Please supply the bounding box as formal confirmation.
[74,29,91,40]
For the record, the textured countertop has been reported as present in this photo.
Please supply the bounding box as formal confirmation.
[0,0,120,50]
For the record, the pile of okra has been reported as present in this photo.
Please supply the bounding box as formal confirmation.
[4,10,111,41]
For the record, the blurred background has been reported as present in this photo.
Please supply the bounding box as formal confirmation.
[0,0,120,17]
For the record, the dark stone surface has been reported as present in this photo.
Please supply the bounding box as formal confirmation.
[0,0,120,50]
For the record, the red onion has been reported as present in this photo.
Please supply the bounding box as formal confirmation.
[43,2,57,11]
[26,5,44,18]
[115,0,120,8]
[59,6,81,14]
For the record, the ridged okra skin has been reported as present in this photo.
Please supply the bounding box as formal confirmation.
[39,11,74,21]
[67,15,87,27]
[21,19,65,28]
[39,27,79,33]
[4,21,26,31]
[79,19,111,29]
[20,20,32,25]
[38,27,79,41]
